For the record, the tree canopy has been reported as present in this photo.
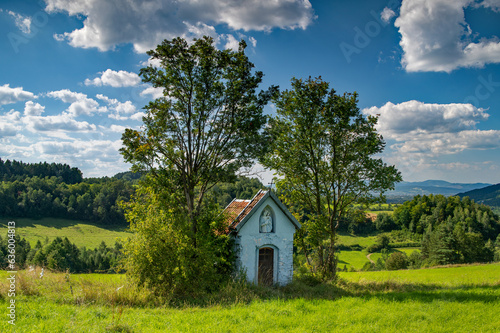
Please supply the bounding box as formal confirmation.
[120,36,273,296]
[262,77,402,279]
[121,36,273,240]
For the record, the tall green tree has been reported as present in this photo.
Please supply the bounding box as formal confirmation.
[262,77,401,279]
[121,36,272,242]
[120,36,272,295]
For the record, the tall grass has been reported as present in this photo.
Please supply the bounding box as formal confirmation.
[1,264,499,332]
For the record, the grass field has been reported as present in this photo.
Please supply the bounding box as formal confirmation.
[0,218,131,249]
[1,263,499,332]
[337,233,378,248]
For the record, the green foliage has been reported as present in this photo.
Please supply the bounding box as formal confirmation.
[385,252,408,270]
[261,77,401,280]
[122,184,235,298]
[375,212,397,231]
[0,231,123,273]
[209,176,265,208]
[392,194,500,239]
[457,183,500,207]
[120,36,271,296]
[0,158,82,183]
[0,175,134,224]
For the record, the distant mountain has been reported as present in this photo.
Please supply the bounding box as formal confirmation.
[386,180,491,200]
[457,183,500,207]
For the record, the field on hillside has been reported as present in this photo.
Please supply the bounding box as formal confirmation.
[0,218,131,249]
[1,264,499,332]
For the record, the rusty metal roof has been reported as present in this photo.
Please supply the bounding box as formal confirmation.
[222,189,301,233]
[223,190,267,229]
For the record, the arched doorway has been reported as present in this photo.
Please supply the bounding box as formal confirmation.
[258,247,274,285]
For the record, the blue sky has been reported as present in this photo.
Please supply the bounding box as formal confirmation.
[1,0,500,184]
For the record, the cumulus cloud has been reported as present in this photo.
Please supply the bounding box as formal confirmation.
[7,11,32,34]
[393,130,500,155]
[24,101,45,116]
[363,100,500,158]
[381,7,396,23]
[130,112,146,121]
[474,0,500,11]
[45,0,315,52]
[23,114,96,132]
[46,89,105,117]
[96,94,137,118]
[140,86,164,100]
[395,0,500,72]
[363,100,489,139]
[32,139,124,163]
[85,69,141,87]
[0,122,20,138]
[0,84,35,105]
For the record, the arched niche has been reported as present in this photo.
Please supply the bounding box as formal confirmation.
[259,205,275,233]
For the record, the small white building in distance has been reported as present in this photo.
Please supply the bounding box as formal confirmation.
[223,190,301,285]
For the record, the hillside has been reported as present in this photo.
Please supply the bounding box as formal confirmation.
[457,183,500,207]
[387,180,491,202]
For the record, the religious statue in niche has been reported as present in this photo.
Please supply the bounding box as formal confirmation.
[259,207,273,233]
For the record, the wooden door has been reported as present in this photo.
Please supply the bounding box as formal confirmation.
[258,247,274,285]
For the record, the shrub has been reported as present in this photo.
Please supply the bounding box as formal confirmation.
[407,251,423,269]
[123,186,235,298]
[385,252,408,270]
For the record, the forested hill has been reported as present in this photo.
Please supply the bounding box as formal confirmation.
[0,159,82,184]
[458,183,500,207]
[0,159,265,225]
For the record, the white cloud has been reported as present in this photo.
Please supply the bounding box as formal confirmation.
[140,86,164,100]
[46,89,105,117]
[24,101,45,116]
[45,0,315,52]
[392,130,500,155]
[0,84,35,105]
[115,100,136,114]
[109,124,128,133]
[23,114,96,132]
[130,112,146,121]
[395,0,500,72]
[96,94,137,118]
[249,37,257,48]
[32,139,125,166]
[363,100,489,139]
[474,0,500,11]
[221,34,240,51]
[7,11,32,34]
[364,100,500,177]
[0,122,20,138]
[85,69,141,87]
[381,7,396,23]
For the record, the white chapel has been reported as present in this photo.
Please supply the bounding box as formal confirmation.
[223,190,301,285]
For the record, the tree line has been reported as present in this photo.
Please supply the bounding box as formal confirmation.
[0,175,134,225]
[0,159,83,184]
[0,234,122,273]
[362,194,500,270]
[0,159,265,225]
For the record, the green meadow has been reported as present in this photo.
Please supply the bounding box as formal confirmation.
[0,218,131,249]
[1,263,499,332]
